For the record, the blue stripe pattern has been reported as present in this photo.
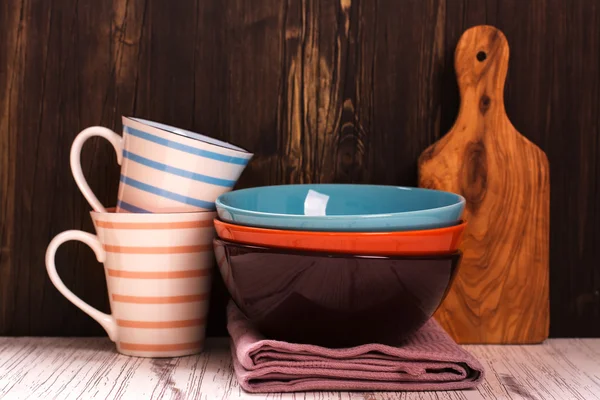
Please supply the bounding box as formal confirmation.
[117,200,151,213]
[122,150,235,187]
[123,126,249,166]
[119,175,216,210]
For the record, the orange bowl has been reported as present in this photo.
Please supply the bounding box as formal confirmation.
[214,219,466,256]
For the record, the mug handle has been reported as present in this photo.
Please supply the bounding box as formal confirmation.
[70,126,123,213]
[45,230,118,341]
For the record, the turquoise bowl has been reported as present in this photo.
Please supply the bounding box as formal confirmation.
[215,184,465,232]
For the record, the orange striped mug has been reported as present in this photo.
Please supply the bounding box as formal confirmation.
[45,209,216,358]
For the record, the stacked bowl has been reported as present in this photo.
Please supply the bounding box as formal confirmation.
[213,184,466,347]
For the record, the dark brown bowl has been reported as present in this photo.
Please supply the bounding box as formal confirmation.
[214,238,462,347]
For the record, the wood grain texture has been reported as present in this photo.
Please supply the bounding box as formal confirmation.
[0,337,599,399]
[418,26,550,344]
[0,0,599,338]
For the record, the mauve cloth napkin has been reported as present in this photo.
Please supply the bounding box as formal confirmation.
[227,302,484,393]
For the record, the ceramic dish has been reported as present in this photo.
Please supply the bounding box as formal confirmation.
[213,238,462,347]
[215,184,465,232]
[214,218,466,255]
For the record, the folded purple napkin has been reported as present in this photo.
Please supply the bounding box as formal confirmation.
[227,302,484,393]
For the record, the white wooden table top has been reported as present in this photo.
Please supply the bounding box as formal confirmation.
[1,337,599,400]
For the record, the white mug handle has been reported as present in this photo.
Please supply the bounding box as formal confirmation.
[45,230,118,341]
[70,126,123,212]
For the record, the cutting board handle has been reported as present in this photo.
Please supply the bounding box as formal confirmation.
[454,25,510,124]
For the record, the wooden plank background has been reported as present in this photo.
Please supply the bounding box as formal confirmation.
[0,0,599,338]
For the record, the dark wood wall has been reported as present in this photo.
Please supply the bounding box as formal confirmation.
[1,0,599,338]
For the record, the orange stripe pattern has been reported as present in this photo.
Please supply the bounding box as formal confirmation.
[112,294,208,304]
[119,341,204,352]
[89,211,215,357]
[106,269,210,279]
[116,319,205,328]
[103,244,212,254]
[95,220,213,229]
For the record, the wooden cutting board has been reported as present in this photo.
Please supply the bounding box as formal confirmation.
[418,25,550,344]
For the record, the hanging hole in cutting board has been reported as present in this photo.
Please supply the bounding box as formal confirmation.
[476,51,487,62]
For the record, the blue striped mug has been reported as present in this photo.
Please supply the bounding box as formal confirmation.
[71,117,253,213]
